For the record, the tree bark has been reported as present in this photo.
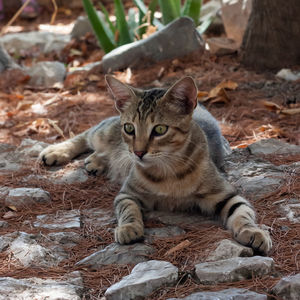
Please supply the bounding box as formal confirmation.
[241,0,300,70]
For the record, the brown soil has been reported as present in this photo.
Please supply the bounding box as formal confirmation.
[0,4,299,299]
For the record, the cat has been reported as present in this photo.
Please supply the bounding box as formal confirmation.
[40,75,272,254]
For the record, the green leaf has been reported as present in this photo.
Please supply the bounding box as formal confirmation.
[133,0,164,29]
[182,0,202,25]
[114,0,132,46]
[99,2,116,35]
[158,0,181,24]
[82,0,116,53]
[197,16,213,34]
[148,0,158,24]
[127,8,139,40]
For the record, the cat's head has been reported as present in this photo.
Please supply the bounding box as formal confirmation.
[105,75,198,166]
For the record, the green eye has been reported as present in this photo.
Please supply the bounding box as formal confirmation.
[153,125,168,136]
[124,123,135,135]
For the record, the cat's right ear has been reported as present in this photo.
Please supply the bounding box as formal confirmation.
[105,75,135,112]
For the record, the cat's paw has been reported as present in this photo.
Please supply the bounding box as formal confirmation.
[114,223,144,244]
[235,226,272,255]
[40,144,73,166]
[84,153,106,175]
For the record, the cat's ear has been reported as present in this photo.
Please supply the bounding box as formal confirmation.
[163,76,198,115]
[105,75,136,112]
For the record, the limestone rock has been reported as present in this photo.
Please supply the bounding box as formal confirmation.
[206,37,239,56]
[145,226,186,239]
[221,0,252,46]
[206,239,253,262]
[248,139,300,156]
[0,232,18,252]
[105,260,178,300]
[47,232,82,248]
[51,167,89,184]
[0,44,19,72]
[0,271,83,300]
[82,208,115,229]
[272,273,300,300]
[195,256,274,284]
[168,288,267,300]
[27,61,66,87]
[34,210,81,230]
[17,138,49,158]
[76,243,155,268]
[102,17,204,73]
[0,31,70,54]
[5,188,51,209]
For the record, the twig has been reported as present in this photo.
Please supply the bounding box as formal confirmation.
[50,0,58,25]
[0,0,31,36]
[164,240,191,257]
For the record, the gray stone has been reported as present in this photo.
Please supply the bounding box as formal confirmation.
[0,232,18,252]
[76,243,155,268]
[221,0,252,46]
[0,44,19,72]
[248,139,300,156]
[82,208,115,229]
[10,232,67,267]
[105,260,178,300]
[34,210,81,230]
[102,17,204,73]
[195,256,274,284]
[0,31,70,54]
[280,200,300,223]
[5,188,51,209]
[27,61,66,87]
[51,167,89,184]
[0,186,11,201]
[146,211,214,226]
[272,273,300,300]
[47,232,82,248]
[0,272,83,300]
[206,239,253,262]
[145,226,186,238]
[17,138,49,158]
[0,221,8,228]
[168,288,267,300]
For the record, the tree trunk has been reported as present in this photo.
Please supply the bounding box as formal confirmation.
[241,0,300,70]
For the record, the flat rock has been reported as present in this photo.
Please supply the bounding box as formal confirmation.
[272,273,300,300]
[10,232,67,267]
[102,17,204,72]
[221,0,252,46]
[17,138,49,158]
[145,226,186,239]
[33,210,81,230]
[168,288,267,300]
[206,37,239,56]
[0,232,18,252]
[0,271,83,300]
[27,61,66,87]
[0,31,70,54]
[47,232,82,248]
[195,256,274,284]
[51,167,89,184]
[206,239,253,262]
[0,221,8,228]
[105,260,178,300]
[76,243,155,268]
[279,199,300,223]
[5,188,51,209]
[81,208,115,229]
[248,139,300,156]
[0,44,19,72]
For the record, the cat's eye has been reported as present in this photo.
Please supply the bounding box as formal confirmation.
[124,123,135,135]
[152,125,168,136]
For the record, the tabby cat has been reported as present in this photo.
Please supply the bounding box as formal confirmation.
[40,76,272,254]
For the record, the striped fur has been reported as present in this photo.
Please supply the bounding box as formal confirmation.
[40,76,272,254]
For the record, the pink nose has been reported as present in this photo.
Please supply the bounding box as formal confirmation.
[134,151,146,159]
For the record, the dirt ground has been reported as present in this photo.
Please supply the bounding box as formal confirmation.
[0,5,299,299]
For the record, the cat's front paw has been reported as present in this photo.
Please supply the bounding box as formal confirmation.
[84,153,106,175]
[40,144,73,166]
[114,223,144,244]
[235,226,272,255]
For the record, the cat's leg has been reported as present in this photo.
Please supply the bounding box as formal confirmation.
[84,152,108,175]
[219,194,272,254]
[40,131,90,166]
[114,193,144,244]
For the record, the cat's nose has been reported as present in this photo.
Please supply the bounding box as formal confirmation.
[134,151,146,159]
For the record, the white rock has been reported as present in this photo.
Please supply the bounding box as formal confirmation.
[27,61,66,87]
[248,139,300,156]
[195,256,274,284]
[51,167,89,184]
[0,31,70,54]
[76,243,155,267]
[168,288,267,299]
[34,210,81,230]
[5,188,51,209]
[105,260,178,300]
[206,239,253,262]
[276,69,300,81]
[272,273,300,300]
[17,138,49,158]
[0,272,83,300]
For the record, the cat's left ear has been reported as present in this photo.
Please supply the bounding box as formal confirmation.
[105,75,136,112]
[163,76,198,115]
